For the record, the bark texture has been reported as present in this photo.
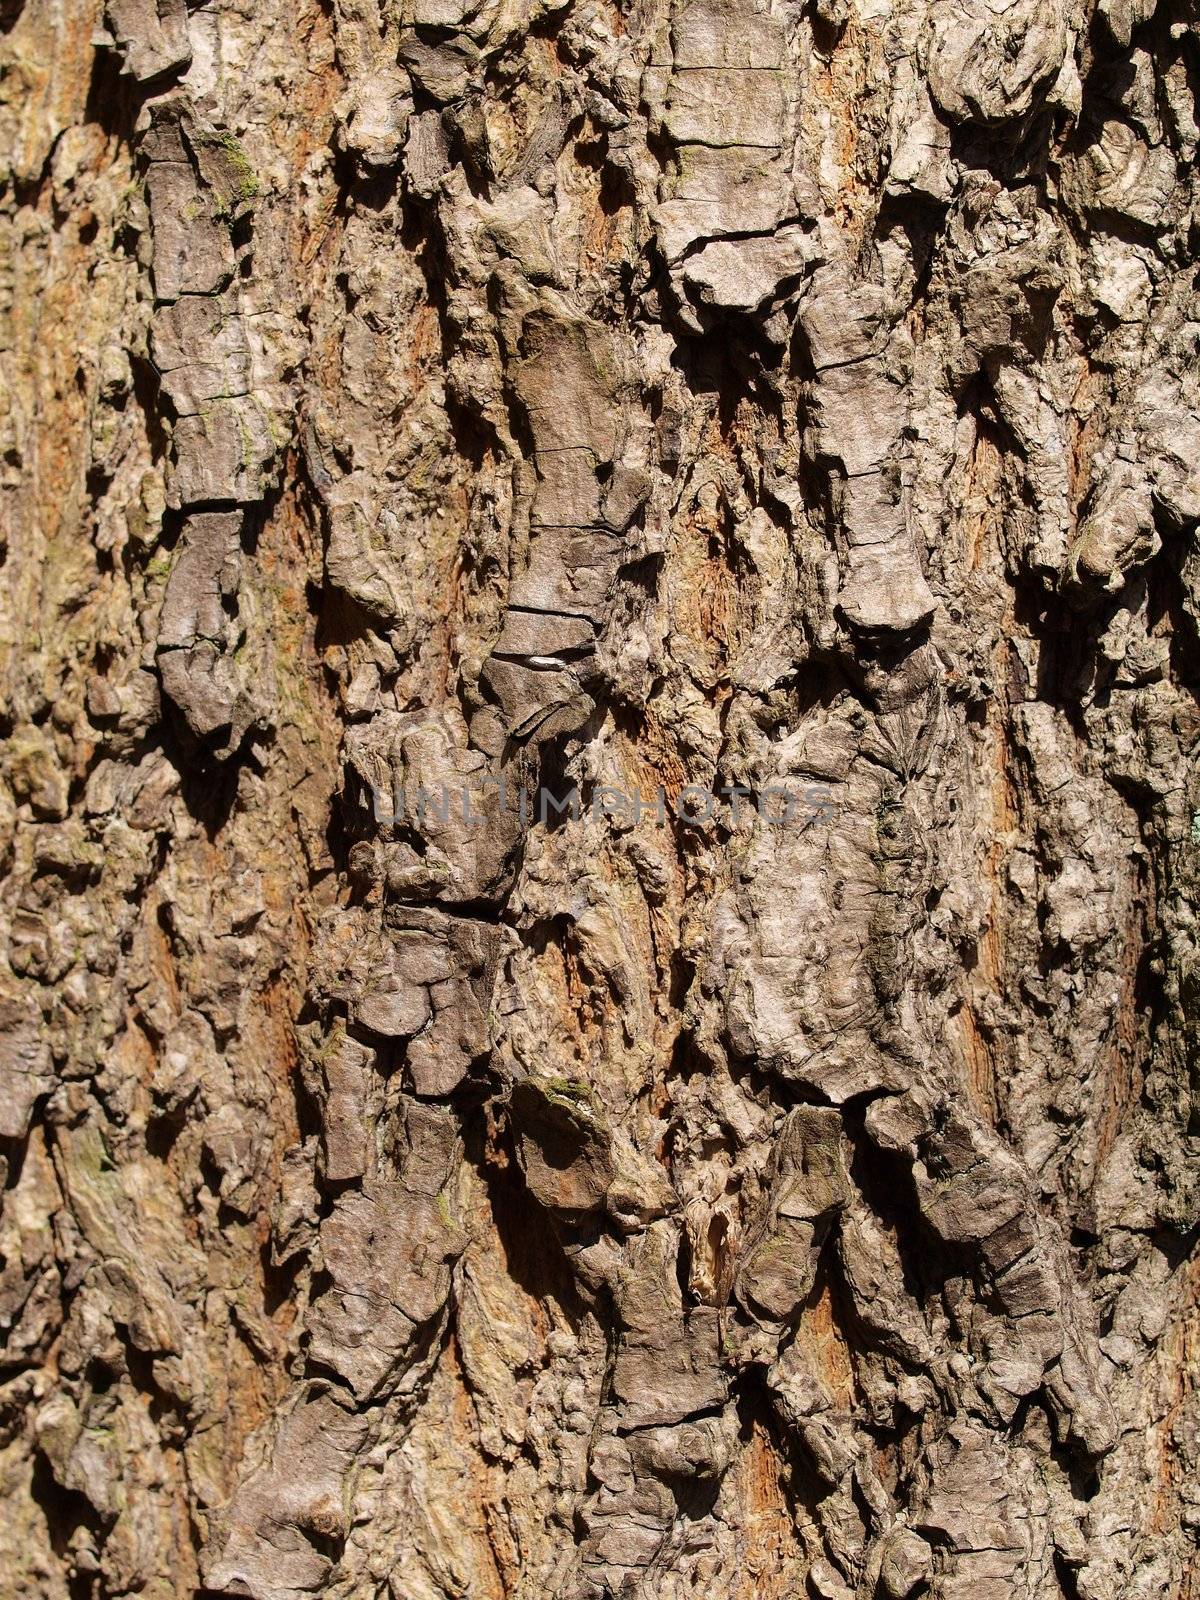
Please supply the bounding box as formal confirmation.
[2,0,1200,1596]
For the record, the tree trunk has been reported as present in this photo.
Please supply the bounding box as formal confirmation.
[1,0,1198,1596]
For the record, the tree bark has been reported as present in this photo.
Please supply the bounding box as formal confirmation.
[1,0,1199,1596]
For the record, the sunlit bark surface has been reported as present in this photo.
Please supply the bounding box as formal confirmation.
[1,0,1199,1596]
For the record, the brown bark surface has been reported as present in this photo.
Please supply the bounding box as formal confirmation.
[1,1,1199,1597]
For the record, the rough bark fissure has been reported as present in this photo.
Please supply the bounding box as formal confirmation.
[2,0,1200,1597]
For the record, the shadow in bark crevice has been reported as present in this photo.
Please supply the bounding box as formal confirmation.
[461,1097,592,1333]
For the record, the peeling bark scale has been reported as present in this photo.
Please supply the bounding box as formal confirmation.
[1,0,1199,1596]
